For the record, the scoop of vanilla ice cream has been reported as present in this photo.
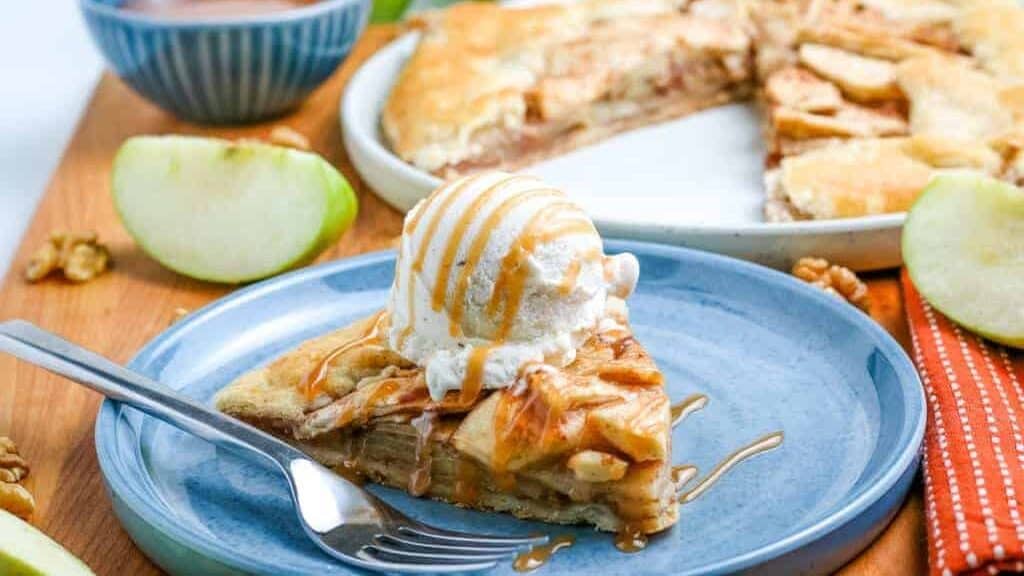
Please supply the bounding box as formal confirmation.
[387,171,639,400]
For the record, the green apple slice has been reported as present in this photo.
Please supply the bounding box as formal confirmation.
[112,135,358,283]
[903,172,1024,348]
[0,510,95,576]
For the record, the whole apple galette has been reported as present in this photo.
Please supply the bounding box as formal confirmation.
[381,0,1024,221]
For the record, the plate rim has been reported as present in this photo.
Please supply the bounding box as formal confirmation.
[95,240,925,575]
[339,32,908,238]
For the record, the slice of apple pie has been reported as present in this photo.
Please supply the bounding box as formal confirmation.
[216,172,677,536]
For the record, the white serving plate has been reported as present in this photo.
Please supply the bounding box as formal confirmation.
[340,32,905,271]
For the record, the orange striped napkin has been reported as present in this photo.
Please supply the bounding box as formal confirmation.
[903,269,1024,576]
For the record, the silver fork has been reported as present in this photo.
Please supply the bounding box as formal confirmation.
[0,320,546,573]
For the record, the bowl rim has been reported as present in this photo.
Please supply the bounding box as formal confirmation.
[79,0,368,28]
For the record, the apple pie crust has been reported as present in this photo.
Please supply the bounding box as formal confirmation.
[215,303,678,535]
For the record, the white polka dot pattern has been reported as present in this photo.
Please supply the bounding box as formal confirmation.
[905,270,1024,576]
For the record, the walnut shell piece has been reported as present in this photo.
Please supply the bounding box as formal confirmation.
[25,231,110,283]
[792,257,871,312]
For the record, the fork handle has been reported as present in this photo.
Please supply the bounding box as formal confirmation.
[0,319,305,469]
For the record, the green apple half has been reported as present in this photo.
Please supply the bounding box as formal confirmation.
[0,510,95,576]
[904,171,1024,348]
[112,135,358,283]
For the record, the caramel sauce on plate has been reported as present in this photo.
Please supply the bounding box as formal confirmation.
[678,431,784,504]
[121,0,320,19]
[670,394,709,428]
[513,534,576,572]
[614,525,648,553]
[671,464,699,490]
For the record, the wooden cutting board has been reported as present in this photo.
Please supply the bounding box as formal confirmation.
[0,25,925,576]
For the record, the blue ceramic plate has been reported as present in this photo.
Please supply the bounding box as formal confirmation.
[95,241,924,575]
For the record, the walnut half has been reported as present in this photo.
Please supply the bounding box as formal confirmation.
[0,437,35,518]
[25,231,110,283]
[792,257,871,312]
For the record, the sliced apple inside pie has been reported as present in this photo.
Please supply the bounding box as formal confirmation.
[216,172,677,536]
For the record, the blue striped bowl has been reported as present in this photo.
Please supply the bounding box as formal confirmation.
[81,0,370,124]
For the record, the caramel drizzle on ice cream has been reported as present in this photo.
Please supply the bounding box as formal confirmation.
[487,204,596,342]
[448,185,562,333]
[412,176,478,278]
[431,175,529,333]
[395,173,600,368]
[390,174,605,451]
[461,345,493,405]
[398,176,478,349]
[559,259,583,296]
[562,245,602,297]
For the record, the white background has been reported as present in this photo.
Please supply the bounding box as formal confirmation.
[0,1,101,277]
